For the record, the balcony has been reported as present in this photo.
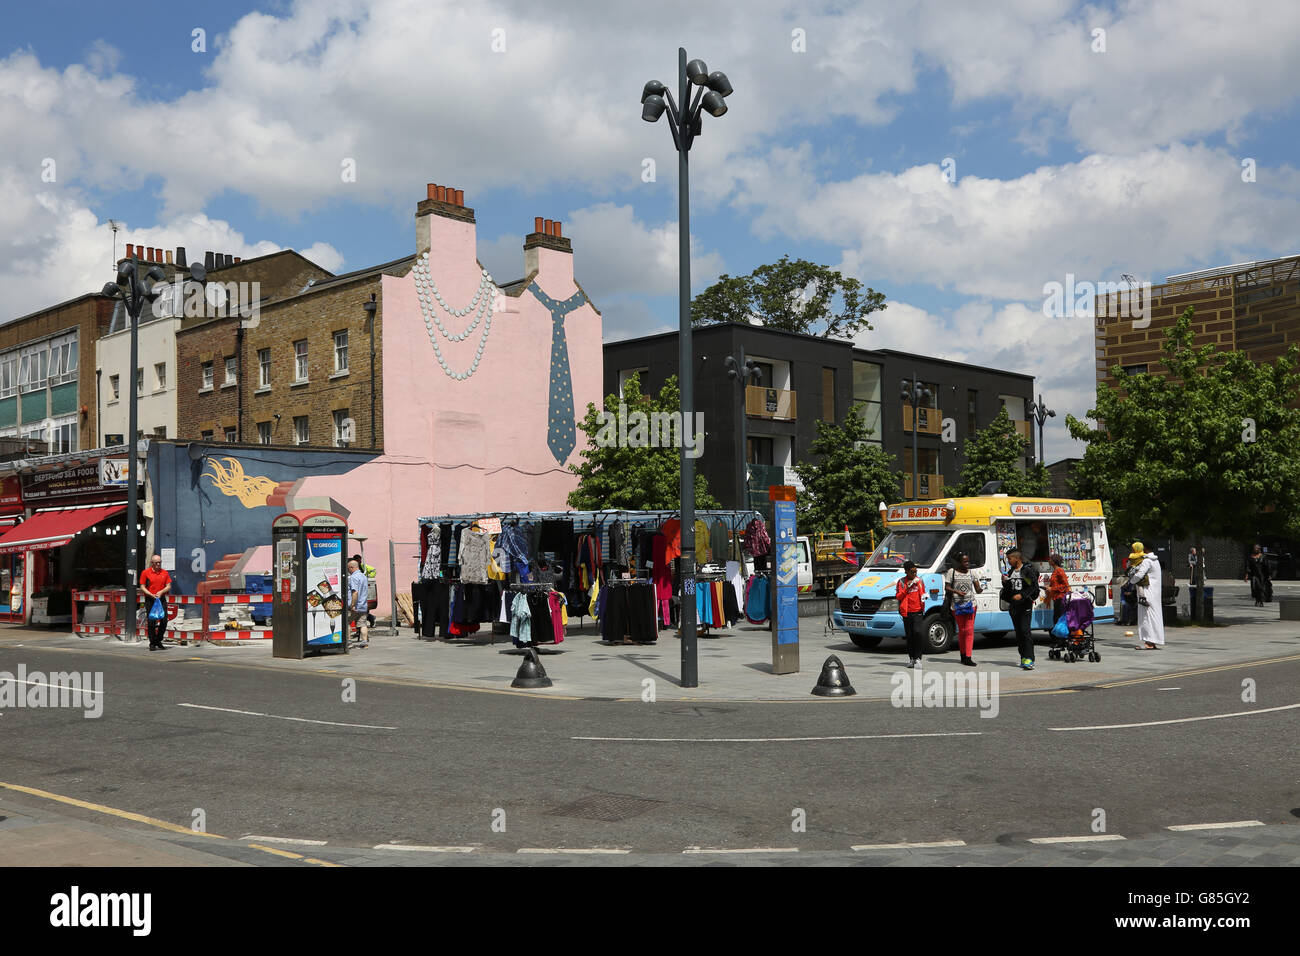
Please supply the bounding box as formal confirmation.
[1013,419,1032,443]
[902,405,943,435]
[902,473,945,500]
[746,385,797,421]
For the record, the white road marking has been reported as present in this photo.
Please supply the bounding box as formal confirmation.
[1166,821,1265,832]
[1028,835,1127,844]
[1050,702,1300,731]
[683,847,799,854]
[177,703,397,730]
[0,677,102,695]
[1157,687,1180,691]
[852,840,967,850]
[517,848,630,855]
[374,844,478,853]
[573,732,983,743]
[240,835,328,846]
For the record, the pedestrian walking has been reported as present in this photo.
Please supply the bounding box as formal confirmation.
[347,559,370,646]
[944,551,982,667]
[896,560,926,668]
[1046,553,1070,626]
[1001,548,1039,670]
[139,554,172,651]
[1245,545,1272,607]
[1127,542,1165,649]
[350,553,377,627]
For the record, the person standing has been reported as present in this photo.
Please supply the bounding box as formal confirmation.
[944,551,982,667]
[347,559,370,647]
[1188,546,1205,617]
[1128,542,1165,649]
[1046,553,1070,626]
[139,554,172,652]
[350,553,377,627]
[1246,545,1271,607]
[1001,548,1039,670]
[896,560,926,668]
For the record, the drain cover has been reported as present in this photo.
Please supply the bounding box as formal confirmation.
[551,793,664,822]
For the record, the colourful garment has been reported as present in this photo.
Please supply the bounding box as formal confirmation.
[509,593,532,646]
[652,532,672,626]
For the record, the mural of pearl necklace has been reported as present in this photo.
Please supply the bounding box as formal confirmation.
[412,251,495,380]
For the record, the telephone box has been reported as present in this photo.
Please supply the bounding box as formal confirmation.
[271,510,350,659]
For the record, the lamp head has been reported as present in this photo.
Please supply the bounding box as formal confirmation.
[147,265,166,283]
[686,59,709,85]
[701,91,727,117]
[641,79,667,104]
[116,260,133,285]
[1048,409,1057,418]
[101,282,123,299]
[641,94,666,123]
[706,71,733,97]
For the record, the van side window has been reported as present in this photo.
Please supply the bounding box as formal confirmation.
[949,532,986,569]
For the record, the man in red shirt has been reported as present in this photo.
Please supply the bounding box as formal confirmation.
[896,560,926,667]
[140,554,172,651]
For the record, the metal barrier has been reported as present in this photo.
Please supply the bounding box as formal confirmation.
[71,589,274,645]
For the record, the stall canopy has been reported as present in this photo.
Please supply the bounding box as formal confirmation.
[0,504,126,555]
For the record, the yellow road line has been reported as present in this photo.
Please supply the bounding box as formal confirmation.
[248,843,303,859]
[303,857,343,867]
[0,781,226,839]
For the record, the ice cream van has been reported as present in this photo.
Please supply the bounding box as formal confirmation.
[832,496,1115,653]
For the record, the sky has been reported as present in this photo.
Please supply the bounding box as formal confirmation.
[3,0,1299,463]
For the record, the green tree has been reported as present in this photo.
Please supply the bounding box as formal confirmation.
[794,402,902,540]
[691,255,887,339]
[1067,307,1300,549]
[568,372,721,510]
[946,406,1050,497]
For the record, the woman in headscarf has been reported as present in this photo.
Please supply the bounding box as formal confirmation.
[1245,545,1272,607]
[1128,542,1164,650]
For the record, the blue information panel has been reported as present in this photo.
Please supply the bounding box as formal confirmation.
[773,500,799,646]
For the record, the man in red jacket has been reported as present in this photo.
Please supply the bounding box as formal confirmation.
[896,560,926,667]
[139,554,172,651]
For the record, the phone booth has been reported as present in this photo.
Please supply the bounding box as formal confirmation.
[271,510,350,659]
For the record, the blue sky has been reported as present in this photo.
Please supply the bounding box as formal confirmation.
[3,0,1299,462]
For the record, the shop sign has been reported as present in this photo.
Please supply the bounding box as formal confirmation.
[99,459,144,488]
[888,505,949,522]
[21,463,108,501]
[1010,502,1072,516]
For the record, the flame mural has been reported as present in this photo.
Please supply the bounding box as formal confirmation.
[202,457,280,508]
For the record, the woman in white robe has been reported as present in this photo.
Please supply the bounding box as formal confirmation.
[1128,543,1165,649]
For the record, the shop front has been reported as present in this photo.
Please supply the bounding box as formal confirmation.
[0,477,24,621]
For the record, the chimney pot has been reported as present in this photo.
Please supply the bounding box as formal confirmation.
[554,221,562,238]
[534,217,544,234]
[126,244,135,258]
[234,257,241,264]
[176,246,187,268]
[543,220,553,236]
[436,186,446,202]
[427,183,437,199]
[205,251,215,270]
[165,250,173,265]
[226,253,235,268]
[145,247,154,261]
[454,189,464,206]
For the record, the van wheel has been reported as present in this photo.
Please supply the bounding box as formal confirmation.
[923,612,954,653]
[849,634,882,650]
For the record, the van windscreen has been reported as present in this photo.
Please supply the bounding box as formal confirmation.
[865,530,951,570]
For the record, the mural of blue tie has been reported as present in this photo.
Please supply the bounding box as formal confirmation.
[528,280,589,464]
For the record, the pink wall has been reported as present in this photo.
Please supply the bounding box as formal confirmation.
[299,203,603,613]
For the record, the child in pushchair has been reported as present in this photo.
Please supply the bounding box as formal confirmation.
[1048,592,1101,662]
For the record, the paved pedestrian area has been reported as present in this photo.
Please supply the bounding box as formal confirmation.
[7,580,1297,702]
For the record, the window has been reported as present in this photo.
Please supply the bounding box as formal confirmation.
[967,389,978,436]
[747,436,774,465]
[224,356,237,385]
[257,421,272,444]
[852,360,883,445]
[48,335,77,385]
[224,427,237,442]
[945,532,987,571]
[753,362,775,388]
[821,367,836,422]
[154,426,167,438]
[200,429,214,441]
[110,375,120,400]
[258,349,271,388]
[201,362,213,389]
[154,363,166,390]
[19,345,48,392]
[0,353,16,398]
[618,367,649,399]
[51,419,77,454]
[294,341,308,382]
[1120,364,1148,377]
[333,409,351,446]
[136,367,144,395]
[294,415,309,445]
[333,331,349,373]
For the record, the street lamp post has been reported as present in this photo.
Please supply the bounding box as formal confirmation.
[900,374,932,500]
[1027,393,1056,466]
[642,49,732,689]
[724,348,761,511]
[103,257,205,640]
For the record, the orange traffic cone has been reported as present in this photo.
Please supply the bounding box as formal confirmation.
[843,524,854,553]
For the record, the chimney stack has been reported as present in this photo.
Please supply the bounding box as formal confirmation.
[165,249,173,265]
[524,215,573,276]
[126,244,135,259]
[416,180,476,254]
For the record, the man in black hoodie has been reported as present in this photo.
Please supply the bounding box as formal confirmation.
[1001,548,1040,670]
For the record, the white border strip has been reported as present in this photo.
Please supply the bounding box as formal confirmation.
[1028,835,1127,844]
[852,841,967,850]
[241,835,328,846]
[178,703,396,730]
[517,848,630,855]
[1166,821,1265,832]
[683,847,799,854]
[374,844,478,853]
[574,732,982,743]
[1050,702,1300,731]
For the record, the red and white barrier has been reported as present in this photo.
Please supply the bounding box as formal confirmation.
[71,590,275,645]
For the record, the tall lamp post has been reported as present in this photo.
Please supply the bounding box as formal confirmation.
[103,256,205,639]
[1027,393,1056,466]
[724,349,761,511]
[642,49,732,689]
[900,374,932,500]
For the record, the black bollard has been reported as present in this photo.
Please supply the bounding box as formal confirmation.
[811,654,856,697]
[511,647,553,689]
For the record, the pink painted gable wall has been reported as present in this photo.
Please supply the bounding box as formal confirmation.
[299,199,603,614]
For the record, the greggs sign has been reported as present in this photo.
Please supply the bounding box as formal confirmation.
[888,505,950,522]
[1010,502,1072,516]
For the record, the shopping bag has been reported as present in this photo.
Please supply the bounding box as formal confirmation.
[1050,617,1069,639]
[148,597,166,621]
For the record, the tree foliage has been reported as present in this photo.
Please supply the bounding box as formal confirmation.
[567,372,721,511]
[691,255,887,339]
[945,406,1050,498]
[794,403,901,540]
[1067,307,1300,545]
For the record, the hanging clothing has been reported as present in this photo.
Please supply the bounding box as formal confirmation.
[710,520,729,568]
[722,574,741,625]
[458,528,492,585]
[420,523,443,580]
[538,519,573,554]
[509,593,533,646]
[745,574,771,623]
[652,532,672,627]
[547,592,566,644]
[498,525,535,582]
[694,519,709,565]
[609,520,630,568]
[726,561,745,623]
[745,517,771,557]
[588,576,601,618]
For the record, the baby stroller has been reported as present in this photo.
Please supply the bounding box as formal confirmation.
[1047,592,1100,662]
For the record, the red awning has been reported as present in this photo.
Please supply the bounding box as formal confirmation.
[0,505,127,555]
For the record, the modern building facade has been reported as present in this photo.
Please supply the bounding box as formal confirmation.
[603,324,1036,512]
